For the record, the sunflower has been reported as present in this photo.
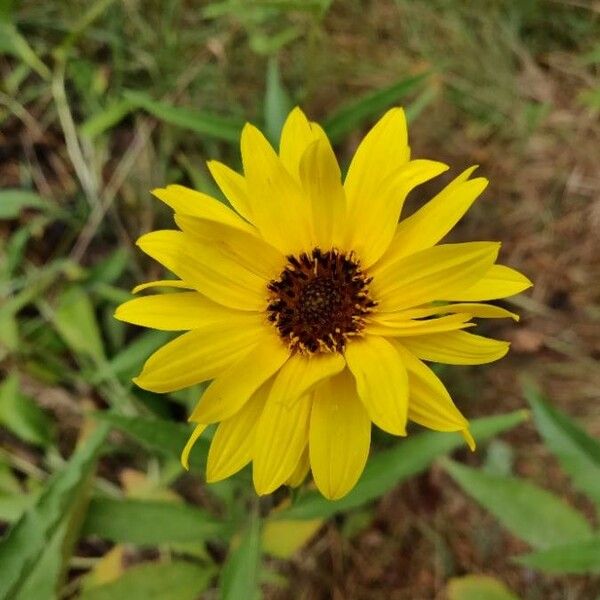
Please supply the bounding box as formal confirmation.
[115,107,531,500]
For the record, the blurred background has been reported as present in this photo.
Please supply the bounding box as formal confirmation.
[1,1,599,598]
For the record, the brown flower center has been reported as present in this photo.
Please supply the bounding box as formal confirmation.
[267,249,376,354]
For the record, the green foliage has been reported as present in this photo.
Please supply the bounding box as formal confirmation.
[323,73,429,144]
[525,382,600,508]
[82,498,232,544]
[220,513,262,600]
[52,286,105,363]
[443,460,592,549]
[0,189,53,219]
[0,373,53,446]
[446,575,521,600]
[79,561,214,600]
[123,90,244,143]
[94,412,210,467]
[514,537,600,574]
[443,384,600,576]
[0,424,108,599]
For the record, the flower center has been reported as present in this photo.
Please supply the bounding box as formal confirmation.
[267,249,376,354]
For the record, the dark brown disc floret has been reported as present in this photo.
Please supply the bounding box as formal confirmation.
[267,249,376,354]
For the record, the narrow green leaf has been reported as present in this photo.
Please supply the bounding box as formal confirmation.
[220,513,261,600]
[53,286,105,362]
[16,523,66,600]
[80,99,136,139]
[0,22,50,79]
[447,574,521,600]
[124,90,243,143]
[514,537,600,574]
[0,424,109,599]
[263,56,292,145]
[82,498,232,544]
[0,189,51,219]
[0,373,53,446]
[525,382,600,507]
[323,72,428,144]
[79,560,214,600]
[443,459,592,549]
[91,329,171,384]
[281,410,528,520]
[94,412,209,469]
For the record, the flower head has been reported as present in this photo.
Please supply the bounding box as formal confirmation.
[115,107,531,500]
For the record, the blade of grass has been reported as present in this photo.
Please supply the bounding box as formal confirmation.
[123,90,243,143]
[323,72,429,144]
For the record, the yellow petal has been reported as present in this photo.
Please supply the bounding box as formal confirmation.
[152,184,255,235]
[188,330,290,424]
[298,137,347,249]
[344,336,408,435]
[241,123,313,254]
[347,159,448,267]
[394,344,470,433]
[399,330,510,365]
[383,167,487,262]
[253,394,312,495]
[365,313,474,337]
[309,371,371,500]
[396,302,519,322]
[207,160,253,222]
[180,423,207,470]
[133,315,264,393]
[267,351,346,408]
[132,280,194,294]
[286,448,310,488]
[445,264,532,301]
[174,214,285,281]
[137,230,268,311]
[344,107,410,207]
[279,107,326,181]
[371,242,500,312]
[206,384,267,482]
[115,292,234,331]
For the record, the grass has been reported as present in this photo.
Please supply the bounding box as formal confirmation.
[1,0,600,598]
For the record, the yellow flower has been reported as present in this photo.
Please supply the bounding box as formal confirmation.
[115,107,531,500]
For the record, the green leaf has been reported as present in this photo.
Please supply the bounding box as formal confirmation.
[443,460,592,549]
[525,382,600,508]
[280,410,528,520]
[220,513,261,600]
[514,537,600,574]
[447,574,521,600]
[323,72,429,144]
[0,22,50,79]
[0,189,51,219]
[79,560,214,600]
[91,329,171,384]
[80,99,136,139]
[16,523,67,600]
[263,56,292,145]
[123,90,243,143]
[0,424,109,599]
[82,498,232,544]
[53,286,105,363]
[0,373,53,446]
[94,412,209,468]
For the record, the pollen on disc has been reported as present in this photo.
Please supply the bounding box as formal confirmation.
[266,249,376,354]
